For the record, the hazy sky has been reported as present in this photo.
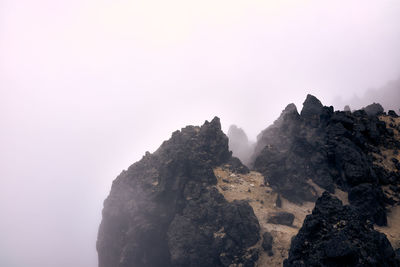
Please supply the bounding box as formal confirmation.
[1,1,400,266]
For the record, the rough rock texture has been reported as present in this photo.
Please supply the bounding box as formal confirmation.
[97,117,260,267]
[252,94,398,225]
[97,94,400,267]
[226,157,250,174]
[348,183,388,226]
[284,192,400,267]
[267,212,295,226]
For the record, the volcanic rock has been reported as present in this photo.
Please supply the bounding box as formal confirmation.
[97,117,260,267]
[284,192,400,267]
[262,232,273,252]
[252,94,395,225]
[267,212,295,226]
[225,157,250,174]
[348,183,388,226]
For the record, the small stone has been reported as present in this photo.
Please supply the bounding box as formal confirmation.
[262,232,273,251]
[267,212,295,226]
[276,194,282,208]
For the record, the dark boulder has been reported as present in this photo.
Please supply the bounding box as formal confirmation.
[262,232,273,252]
[267,212,295,226]
[226,157,250,174]
[284,192,400,267]
[275,194,282,208]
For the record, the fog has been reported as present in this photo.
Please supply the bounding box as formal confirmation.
[333,76,400,112]
[1,1,400,266]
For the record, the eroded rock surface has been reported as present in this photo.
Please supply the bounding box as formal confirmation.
[97,94,400,267]
[97,117,260,267]
[284,192,400,267]
[267,212,295,226]
[252,94,399,226]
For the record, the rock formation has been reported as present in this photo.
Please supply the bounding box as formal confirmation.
[284,192,400,266]
[227,125,254,167]
[98,95,400,267]
[363,103,384,116]
[252,94,400,226]
[97,118,260,267]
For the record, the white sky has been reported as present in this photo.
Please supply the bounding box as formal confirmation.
[1,1,400,266]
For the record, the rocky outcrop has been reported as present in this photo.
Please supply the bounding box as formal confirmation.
[97,94,400,267]
[226,157,250,174]
[252,94,399,225]
[284,192,400,267]
[363,103,384,116]
[97,117,260,267]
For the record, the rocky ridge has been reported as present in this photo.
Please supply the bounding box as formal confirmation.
[97,95,400,267]
[97,118,260,267]
[252,95,400,226]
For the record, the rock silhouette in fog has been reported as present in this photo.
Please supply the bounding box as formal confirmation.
[227,125,254,167]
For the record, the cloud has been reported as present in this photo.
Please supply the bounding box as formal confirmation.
[1,1,400,266]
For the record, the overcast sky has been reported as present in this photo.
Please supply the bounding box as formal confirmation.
[1,1,400,266]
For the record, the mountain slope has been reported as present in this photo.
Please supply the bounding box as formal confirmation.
[252,94,400,226]
[97,118,260,267]
[97,95,400,267]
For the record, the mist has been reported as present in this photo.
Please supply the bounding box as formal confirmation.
[333,76,400,112]
[1,1,400,266]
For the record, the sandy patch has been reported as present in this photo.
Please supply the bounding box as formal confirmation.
[374,115,400,250]
[213,167,314,266]
[374,115,400,172]
[375,205,400,250]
